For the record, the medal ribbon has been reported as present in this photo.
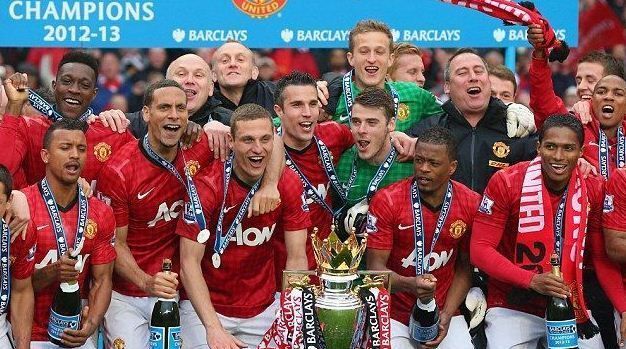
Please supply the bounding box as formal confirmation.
[553,190,568,264]
[598,127,626,179]
[411,180,453,275]
[40,178,88,257]
[284,137,343,214]
[342,70,399,122]
[0,219,10,314]
[213,153,260,256]
[344,147,397,204]
[142,136,207,232]
[28,90,92,122]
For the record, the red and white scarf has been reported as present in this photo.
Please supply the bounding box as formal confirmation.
[516,157,591,327]
[441,0,569,62]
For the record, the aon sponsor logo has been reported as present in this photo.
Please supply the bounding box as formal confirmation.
[148,200,184,227]
[304,183,329,205]
[229,223,276,247]
[35,250,90,273]
[401,248,454,271]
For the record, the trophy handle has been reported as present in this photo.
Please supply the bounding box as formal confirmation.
[282,270,316,290]
[358,270,392,293]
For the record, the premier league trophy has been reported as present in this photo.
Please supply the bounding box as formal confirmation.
[259,225,391,349]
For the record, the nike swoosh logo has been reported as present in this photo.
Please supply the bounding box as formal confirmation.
[36,225,49,231]
[137,188,155,200]
[223,205,238,213]
[338,114,349,123]
[398,224,413,230]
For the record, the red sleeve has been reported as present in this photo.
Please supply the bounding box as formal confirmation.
[279,170,311,232]
[460,192,481,253]
[470,171,536,289]
[529,54,568,130]
[95,163,129,227]
[588,180,626,312]
[366,190,394,250]
[603,169,626,231]
[188,133,215,168]
[89,202,117,265]
[10,222,37,279]
[338,123,354,151]
[176,175,217,243]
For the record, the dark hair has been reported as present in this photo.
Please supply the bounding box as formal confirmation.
[231,103,273,136]
[353,87,395,122]
[58,51,99,82]
[32,87,54,104]
[0,165,12,196]
[488,64,517,94]
[444,48,487,82]
[43,118,89,150]
[274,71,318,106]
[538,115,584,147]
[579,51,625,79]
[349,20,394,53]
[143,79,184,107]
[415,126,458,161]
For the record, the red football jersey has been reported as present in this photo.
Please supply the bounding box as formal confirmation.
[22,183,116,341]
[96,135,213,297]
[367,178,480,324]
[176,163,311,318]
[578,115,626,176]
[472,161,605,317]
[0,114,29,189]
[21,116,135,187]
[275,121,353,282]
[603,168,626,285]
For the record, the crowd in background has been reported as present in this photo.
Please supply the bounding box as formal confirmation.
[0,0,623,116]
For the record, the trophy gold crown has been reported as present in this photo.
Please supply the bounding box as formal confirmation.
[311,225,367,276]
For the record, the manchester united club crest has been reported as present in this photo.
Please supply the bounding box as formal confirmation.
[94,142,112,162]
[113,338,125,349]
[85,219,98,239]
[449,219,467,239]
[492,141,510,158]
[397,103,410,121]
[185,160,201,177]
[232,0,287,18]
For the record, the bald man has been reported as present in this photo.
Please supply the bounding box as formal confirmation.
[124,54,232,138]
[212,40,277,113]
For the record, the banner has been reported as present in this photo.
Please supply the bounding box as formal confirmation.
[0,0,577,48]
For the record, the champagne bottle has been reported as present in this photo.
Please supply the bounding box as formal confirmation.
[545,253,578,349]
[48,257,82,346]
[408,297,440,343]
[149,259,181,349]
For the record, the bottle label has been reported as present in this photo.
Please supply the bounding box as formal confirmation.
[408,316,439,342]
[149,326,182,349]
[47,309,81,342]
[546,319,578,349]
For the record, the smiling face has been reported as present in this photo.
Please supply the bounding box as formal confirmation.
[41,129,87,186]
[445,52,490,116]
[576,62,605,102]
[390,53,426,87]
[143,86,188,157]
[52,63,97,119]
[168,54,212,115]
[231,117,274,185]
[347,32,393,89]
[213,42,258,89]
[592,75,626,132]
[538,126,583,191]
[274,84,320,150]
